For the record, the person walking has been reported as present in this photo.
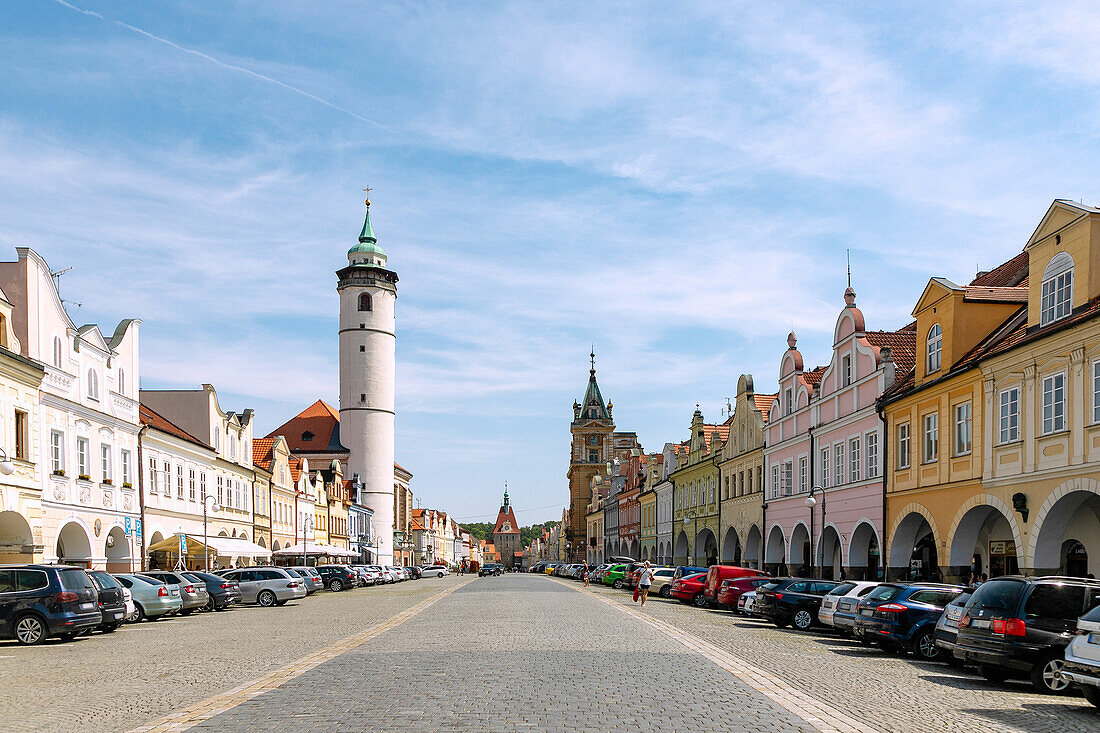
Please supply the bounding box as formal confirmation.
[637,561,654,606]
[582,560,590,587]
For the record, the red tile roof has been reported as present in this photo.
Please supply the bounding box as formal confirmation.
[267,399,344,453]
[754,393,777,423]
[139,403,211,450]
[864,329,917,377]
[492,504,520,534]
[801,367,826,386]
[962,286,1029,303]
[252,437,275,471]
[970,251,1029,287]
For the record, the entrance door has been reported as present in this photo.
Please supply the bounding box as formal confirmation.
[988,540,1019,578]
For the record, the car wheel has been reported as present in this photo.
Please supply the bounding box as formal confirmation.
[329,579,344,592]
[912,630,939,661]
[692,593,709,608]
[14,615,47,645]
[257,590,277,607]
[128,604,145,623]
[613,580,624,590]
[202,598,215,612]
[977,665,1008,684]
[659,586,671,598]
[1030,656,1071,694]
[1082,685,1100,708]
[792,609,814,631]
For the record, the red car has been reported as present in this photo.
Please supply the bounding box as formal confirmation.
[670,572,709,605]
[716,576,773,611]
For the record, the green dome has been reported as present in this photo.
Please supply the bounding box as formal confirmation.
[348,203,387,259]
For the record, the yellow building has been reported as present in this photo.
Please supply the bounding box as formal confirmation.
[671,407,730,566]
[639,459,658,563]
[882,252,1029,582]
[718,376,774,569]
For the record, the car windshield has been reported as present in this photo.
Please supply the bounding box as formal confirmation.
[828,583,856,596]
[683,573,706,581]
[759,581,781,591]
[58,569,94,591]
[966,578,1026,613]
[864,585,903,603]
[130,575,163,586]
[947,591,972,608]
[90,571,121,589]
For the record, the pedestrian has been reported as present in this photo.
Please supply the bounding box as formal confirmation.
[582,560,590,587]
[637,561,654,606]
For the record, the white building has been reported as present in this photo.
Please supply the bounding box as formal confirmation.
[0,248,141,570]
[338,199,398,565]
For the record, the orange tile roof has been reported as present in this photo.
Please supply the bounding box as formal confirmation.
[410,517,425,531]
[267,399,344,453]
[970,251,1029,287]
[802,367,826,386]
[962,286,1029,303]
[864,329,917,377]
[252,437,275,470]
[139,403,211,450]
[754,393,777,423]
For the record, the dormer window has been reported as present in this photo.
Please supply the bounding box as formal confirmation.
[1040,252,1073,325]
[841,354,852,386]
[926,324,942,374]
[302,431,315,442]
[358,293,373,312]
[53,336,62,368]
[784,389,793,414]
[87,368,99,400]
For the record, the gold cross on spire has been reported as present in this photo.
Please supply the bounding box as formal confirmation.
[363,185,373,205]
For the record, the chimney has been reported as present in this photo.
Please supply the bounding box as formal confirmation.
[881,346,896,388]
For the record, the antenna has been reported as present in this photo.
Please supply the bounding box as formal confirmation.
[846,249,851,288]
[50,267,73,298]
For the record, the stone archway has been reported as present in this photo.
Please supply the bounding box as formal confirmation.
[948,496,1022,580]
[674,531,689,565]
[272,539,281,551]
[789,522,810,572]
[890,508,938,581]
[56,520,93,567]
[0,510,35,563]
[1030,477,1100,576]
[744,525,762,569]
[848,520,881,581]
[765,525,786,574]
[694,528,717,566]
[818,524,842,580]
[104,526,131,573]
[721,526,740,564]
[630,539,639,560]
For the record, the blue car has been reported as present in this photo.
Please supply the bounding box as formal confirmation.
[853,582,964,660]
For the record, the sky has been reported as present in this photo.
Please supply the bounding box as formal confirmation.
[2,1,1100,525]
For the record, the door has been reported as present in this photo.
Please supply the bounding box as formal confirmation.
[233,570,260,603]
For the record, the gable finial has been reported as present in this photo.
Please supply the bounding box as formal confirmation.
[590,346,596,377]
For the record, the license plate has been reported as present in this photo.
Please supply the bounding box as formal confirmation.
[1089,633,1100,645]
[971,619,990,629]
[79,602,94,611]
[171,589,179,596]
[861,609,873,617]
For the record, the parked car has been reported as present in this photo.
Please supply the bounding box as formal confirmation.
[703,566,769,607]
[315,565,359,592]
[406,566,422,579]
[480,563,504,577]
[589,564,610,583]
[423,565,449,578]
[932,590,974,666]
[218,567,306,607]
[670,572,709,604]
[86,570,127,633]
[819,581,882,632]
[1062,602,1100,708]
[755,578,840,630]
[0,565,102,644]
[285,567,324,594]
[113,573,182,622]
[673,566,708,581]
[142,571,210,614]
[602,564,630,589]
[738,589,759,615]
[852,583,964,660]
[954,575,1100,693]
[646,568,678,598]
[718,576,773,612]
[347,565,372,586]
[182,570,241,610]
[121,586,135,620]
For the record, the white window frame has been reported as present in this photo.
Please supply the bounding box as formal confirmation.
[798,456,808,493]
[177,464,184,499]
[50,430,64,473]
[849,437,861,482]
[865,431,878,478]
[148,456,157,494]
[87,369,99,401]
[189,469,196,500]
[783,461,793,496]
[785,389,793,415]
[120,449,130,486]
[954,402,972,456]
[771,465,780,499]
[76,437,89,478]
[52,336,62,368]
[926,324,942,374]
[820,447,830,488]
[834,442,845,485]
[841,354,852,387]
[1042,371,1066,434]
[897,423,910,469]
[100,443,111,483]
[1040,253,1074,325]
[999,387,1019,444]
[923,412,939,463]
[1094,360,1100,425]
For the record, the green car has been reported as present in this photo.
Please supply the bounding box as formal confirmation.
[602,564,629,589]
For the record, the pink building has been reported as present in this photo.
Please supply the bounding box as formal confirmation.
[763,288,915,580]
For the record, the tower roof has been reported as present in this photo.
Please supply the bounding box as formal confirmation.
[492,488,520,535]
[579,350,610,421]
[348,200,387,260]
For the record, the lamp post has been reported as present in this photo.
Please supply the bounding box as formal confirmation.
[301,516,315,568]
[202,493,220,571]
[805,486,821,578]
[0,448,16,475]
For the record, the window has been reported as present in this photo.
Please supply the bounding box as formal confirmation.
[834,442,845,485]
[200,473,207,501]
[217,476,224,505]
[14,409,27,460]
[897,423,910,469]
[999,387,1019,443]
[177,464,184,498]
[358,292,373,312]
[147,456,157,493]
[923,413,939,463]
[76,437,89,478]
[229,434,237,461]
[954,402,972,456]
[50,430,64,473]
[1042,372,1066,434]
[820,447,829,488]
[162,461,169,493]
[87,369,99,400]
[120,449,130,486]
[100,444,111,483]
[1094,361,1100,424]
[926,324,942,374]
[849,437,861,482]
[118,368,126,396]
[798,457,808,493]
[772,465,780,499]
[52,336,62,368]
[189,469,196,500]
[782,461,793,496]
[865,431,878,478]
[841,354,852,387]
[213,430,220,451]
[785,389,793,414]
[1040,253,1074,325]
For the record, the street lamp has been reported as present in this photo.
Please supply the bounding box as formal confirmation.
[301,516,315,568]
[0,448,16,475]
[202,493,221,571]
[805,486,822,578]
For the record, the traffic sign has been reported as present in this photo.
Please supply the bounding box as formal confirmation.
[124,517,132,537]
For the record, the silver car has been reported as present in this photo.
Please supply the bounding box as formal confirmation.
[113,573,183,621]
[285,567,324,595]
[219,567,307,606]
[141,571,210,614]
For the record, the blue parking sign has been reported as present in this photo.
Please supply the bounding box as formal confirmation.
[135,519,142,537]
[124,517,132,537]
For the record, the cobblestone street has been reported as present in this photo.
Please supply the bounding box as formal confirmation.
[5,574,1100,732]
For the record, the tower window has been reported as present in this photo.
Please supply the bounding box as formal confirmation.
[360,393,366,403]
[358,293,373,312]
[360,323,365,329]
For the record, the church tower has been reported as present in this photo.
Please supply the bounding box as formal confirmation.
[566,351,615,562]
[492,489,521,569]
[337,195,398,565]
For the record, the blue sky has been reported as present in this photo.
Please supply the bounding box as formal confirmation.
[2,1,1099,525]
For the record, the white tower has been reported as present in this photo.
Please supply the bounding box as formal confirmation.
[338,196,398,565]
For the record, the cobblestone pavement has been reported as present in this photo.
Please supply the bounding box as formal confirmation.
[576,576,1100,733]
[0,576,461,733]
[189,572,819,732]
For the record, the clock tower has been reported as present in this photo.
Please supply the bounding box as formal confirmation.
[492,489,521,569]
[566,351,615,562]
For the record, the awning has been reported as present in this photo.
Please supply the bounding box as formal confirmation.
[272,543,356,557]
[147,533,271,559]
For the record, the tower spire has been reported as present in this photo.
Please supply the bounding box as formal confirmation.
[590,346,596,378]
[359,198,377,243]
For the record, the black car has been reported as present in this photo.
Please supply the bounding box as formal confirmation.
[0,564,101,645]
[183,570,242,610]
[954,575,1100,693]
[852,583,964,660]
[86,570,127,633]
[315,564,358,591]
[406,566,422,580]
[755,578,840,630]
